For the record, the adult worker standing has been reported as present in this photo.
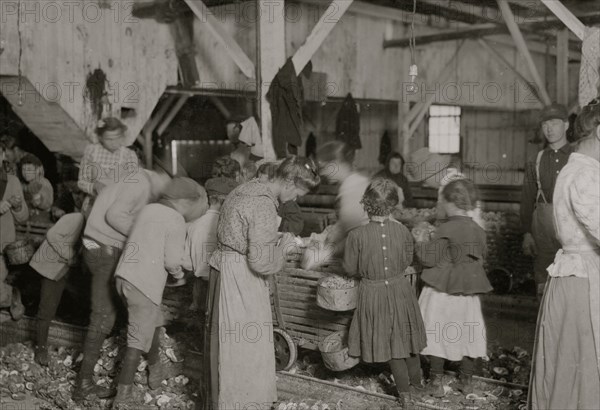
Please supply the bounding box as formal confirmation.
[520,104,573,298]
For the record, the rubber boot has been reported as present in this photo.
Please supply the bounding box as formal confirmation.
[146,328,168,389]
[72,378,116,402]
[455,356,475,395]
[9,288,25,321]
[73,331,114,402]
[455,374,474,395]
[112,347,143,409]
[112,384,144,410]
[35,319,51,366]
[397,391,410,409]
[426,374,445,398]
[148,362,170,390]
[34,346,49,366]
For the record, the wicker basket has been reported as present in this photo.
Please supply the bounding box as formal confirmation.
[4,239,35,265]
[318,330,359,372]
[317,275,358,311]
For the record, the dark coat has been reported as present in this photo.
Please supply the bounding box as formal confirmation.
[417,216,493,295]
[278,200,304,236]
[336,93,361,150]
[266,58,304,158]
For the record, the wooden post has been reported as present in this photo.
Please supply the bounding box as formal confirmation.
[496,0,552,105]
[141,94,178,169]
[291,0,354,75]
[257,0,285,161]
[399,100,410,159]
[183,0,255,78]
[477,38,542,103]
[540,0,585,40]
[556,28,570,105]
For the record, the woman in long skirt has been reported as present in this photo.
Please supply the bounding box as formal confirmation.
[204,157,320,409]
[529,100,600,409]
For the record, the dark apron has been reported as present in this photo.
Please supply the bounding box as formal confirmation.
[203,267,221,410]
[531,151,561,289]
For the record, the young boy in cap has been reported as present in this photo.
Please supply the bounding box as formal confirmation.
[111,177,208,407]
[183,177,239,312]
[520,103,574,299]
[30,211,85,365]
[74,168,170,402]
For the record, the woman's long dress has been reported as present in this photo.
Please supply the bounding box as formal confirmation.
[529,153,600,410]
[207,181,286,410]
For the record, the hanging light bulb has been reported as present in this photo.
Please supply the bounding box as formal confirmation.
[17,88,24,107]
[407,64,418,93]
[406,0,418,94]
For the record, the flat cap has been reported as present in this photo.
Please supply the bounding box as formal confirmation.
[205,177,239,196]
[540,103,568,123]
[161,177,205,201]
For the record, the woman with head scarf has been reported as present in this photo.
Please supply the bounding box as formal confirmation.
[529,99,600,409]
[375,152,415,208]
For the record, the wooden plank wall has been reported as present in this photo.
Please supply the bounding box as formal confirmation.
[461,108,541,186]
[0,0,178,153]
[194,0,570,110]
[407,107,542,186]
[302,101,398,176]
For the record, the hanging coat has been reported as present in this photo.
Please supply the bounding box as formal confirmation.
[378,131,392,165]
[266,58,304,158]
[336,93,361,150]
[305,132,317,160]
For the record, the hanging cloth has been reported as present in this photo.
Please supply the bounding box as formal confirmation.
[378,131,392,165]
[266,58,304,158]
[579,27,600,107]
[336,93,361,150]
[0,168,8,200]
[305,132,317,160]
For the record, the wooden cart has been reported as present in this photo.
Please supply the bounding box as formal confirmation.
[270,257,418,371]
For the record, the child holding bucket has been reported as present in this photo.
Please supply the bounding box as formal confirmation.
[343,177,426,407]
[417,179,492,397]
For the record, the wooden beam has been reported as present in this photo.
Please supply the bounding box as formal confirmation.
[487,34,578,57]
[556,28,569,104]
[496,0,551,105]
[383,12,600,48]
[408,99,433,138]
[171,16,200,87]
[257,0,285,160]
[540,0,586,40]
[477,38,542,103]
[209,97,231,120]
[142,94,178,137]
[143,131,153,169]
[419,0,500,24]
[182,0,255,79]
[157,96,189,136]
[292,0,354,76]
[399,100,410,160]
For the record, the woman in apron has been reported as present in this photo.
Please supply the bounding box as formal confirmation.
[204,157,320,409]
[77,118,139,213]
[529,99,600,409]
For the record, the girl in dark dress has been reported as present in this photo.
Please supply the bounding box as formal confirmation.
[343,177,426,407]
